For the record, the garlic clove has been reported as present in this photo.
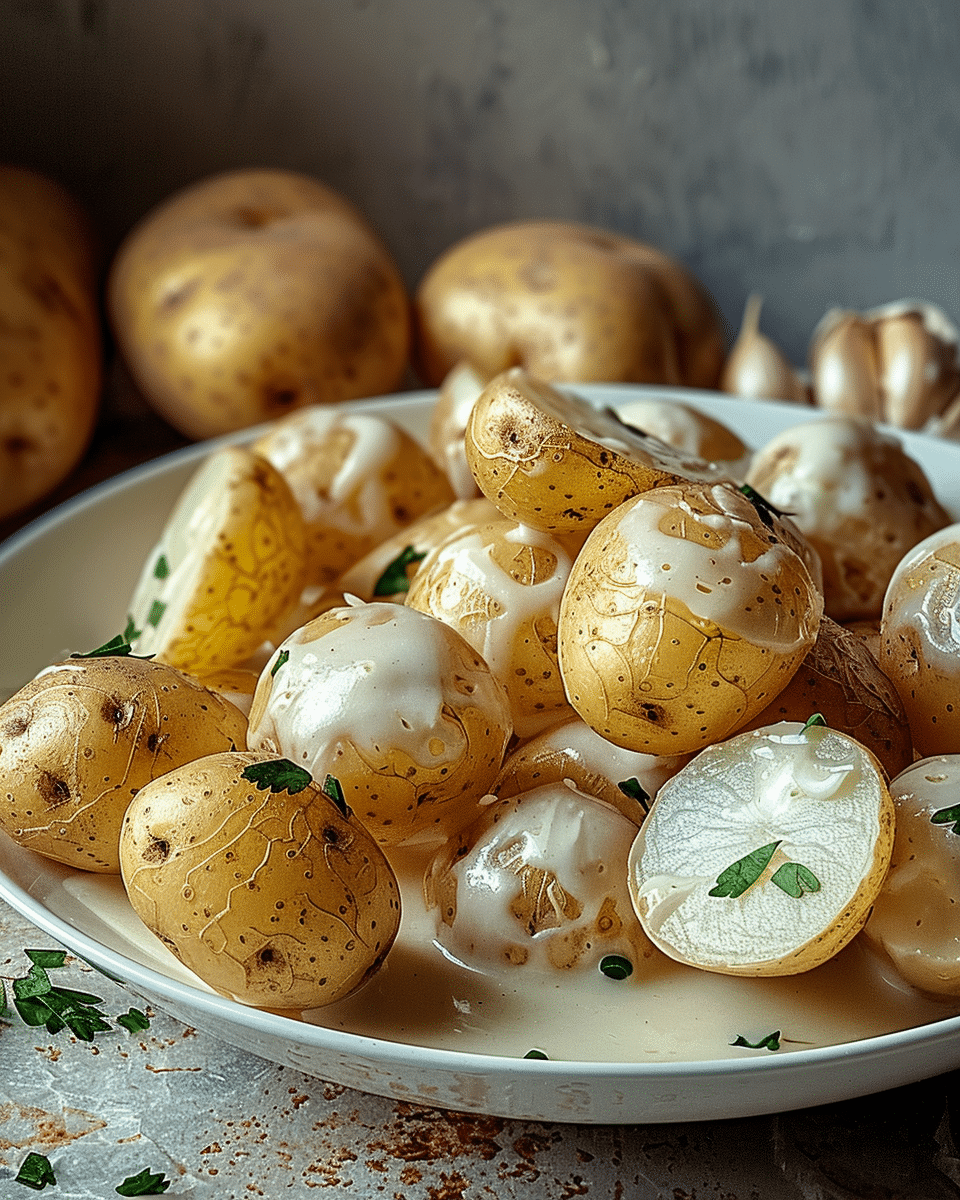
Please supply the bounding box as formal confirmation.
[809,309,882,419]
[720,294,809,403]
[868,301,960,430]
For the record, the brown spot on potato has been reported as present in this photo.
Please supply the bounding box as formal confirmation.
[142,836,171,863]
[37,771,71,808]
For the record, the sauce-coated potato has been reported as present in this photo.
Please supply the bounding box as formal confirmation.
[413,220,725,390]
[405,517,575,738]
[425,781,658,974]
[108,168,410,439]
[247,601,513,845]
[252,407,455,585]
[465,368,723,537]
[880,523,960,757]
[746,415,949,621]
[0,655,247,872]
[120,751,401,1009]
[0,166,102,520]
[558,480,823,755]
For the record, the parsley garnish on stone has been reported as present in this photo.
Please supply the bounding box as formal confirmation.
[115,1167,171,1195]
[152,554,170,580]
[322,774,351,818]
[270,648,290,677]
[242,759,313,795]
[523,1048,549,1059]
[15,1151,57,1190]
[731,1030,781,1051]
[931,805,960,835]
[803,712,827,732]
[12,949,112,1040]
[373,545,427,596]
[146,599,167,628]
[617,777,651,814]
[116,1007,151,1034]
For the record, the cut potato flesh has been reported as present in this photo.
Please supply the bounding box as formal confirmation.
[627,721,894,976]
[126,445,306,672]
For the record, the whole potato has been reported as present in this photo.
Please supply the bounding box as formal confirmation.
[120,751,402,1010]
[0,650,247,872]
[108,168,410,439]
[0,166,102,520]
[413,220,726,389]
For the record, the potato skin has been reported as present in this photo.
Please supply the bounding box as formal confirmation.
[414,220,725,389]
[119,751,402,1010]
[108,168,410,439]
[0,166,102,519]
[0,656,247,872]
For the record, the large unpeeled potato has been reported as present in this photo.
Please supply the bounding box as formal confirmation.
[108,168,411,440]
[413,220,726,389]
[0,166,102,520]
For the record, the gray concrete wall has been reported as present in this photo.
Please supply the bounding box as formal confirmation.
[3,0,958,365]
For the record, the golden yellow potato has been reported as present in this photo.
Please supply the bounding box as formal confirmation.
[247,601,513,845]
[125,445,307,674]
[0,651,247,872]
[405,516,576,738]
[465,368,724,537]
[120,751,401,1009]
[0,166,102,519]
[628,721,894,976]
[614,395,752,480]
[413,220,725,390]
[558,480,823,755]
[880,523,960,757]
[108,168,410,439]
[251,406,455,585]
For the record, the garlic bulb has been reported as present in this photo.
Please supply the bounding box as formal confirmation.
[720,295,809,404]
[810,300,960,432]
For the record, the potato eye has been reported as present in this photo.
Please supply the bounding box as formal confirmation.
[143,836,171,863]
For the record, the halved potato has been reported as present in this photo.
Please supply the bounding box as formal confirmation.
[125,445,307,673]
[628,721,894,975]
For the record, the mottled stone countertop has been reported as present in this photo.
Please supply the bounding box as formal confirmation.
[3,895,960,1200]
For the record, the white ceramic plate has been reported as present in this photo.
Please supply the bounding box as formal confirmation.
[3,385,960,1125]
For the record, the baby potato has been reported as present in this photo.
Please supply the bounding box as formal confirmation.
[425,780,659,974]
[0,652,247,872]
[465,368,724,537]
[744,615,913,781]
[252,406,455,585]
[405,516,576,739]
[247,601,513,845]
[0,165,102,520]
[413,219,725,391]
[338,496,499,602]
[746,414,950,621]
[125,444,307,674]
[558,479,823,756]
[120,751,401,1009]
[614,396,752,481]
[492,713,691,823]
[880,523,960,757]
[108,167,410,439]
[863,755,960,996]
[628,721,894,976]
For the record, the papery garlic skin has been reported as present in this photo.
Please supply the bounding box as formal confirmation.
[720,295,810,405]
[810,300,960,431]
